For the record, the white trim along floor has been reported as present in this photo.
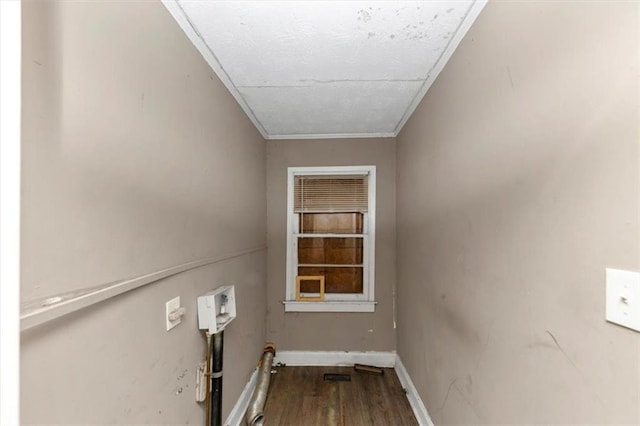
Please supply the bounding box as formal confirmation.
[225,351,433,426]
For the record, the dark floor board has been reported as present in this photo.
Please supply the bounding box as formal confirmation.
[263,366,418,426]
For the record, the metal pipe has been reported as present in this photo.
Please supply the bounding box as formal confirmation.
[211,331,224,426]
[204,333,213,426]
[245,343,276,426]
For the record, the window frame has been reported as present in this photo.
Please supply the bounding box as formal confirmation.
[284,165,376,313]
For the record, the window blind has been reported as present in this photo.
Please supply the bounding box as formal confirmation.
[294,175,368,213]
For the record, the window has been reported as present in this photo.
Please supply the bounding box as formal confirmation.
[284,166,376,312]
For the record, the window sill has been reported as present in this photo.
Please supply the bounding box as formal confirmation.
[283,301,376,313]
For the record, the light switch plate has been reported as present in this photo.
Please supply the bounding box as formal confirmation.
[606,268,640,332]
[166,296,181,331]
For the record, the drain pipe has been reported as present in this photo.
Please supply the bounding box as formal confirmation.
[204,333,213,426]
[245,343,276,426]
[210,331,224,426]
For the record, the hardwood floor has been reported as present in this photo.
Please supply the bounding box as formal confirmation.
[262,366,418,426]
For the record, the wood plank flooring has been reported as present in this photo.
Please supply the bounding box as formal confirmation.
[262,366,418,426]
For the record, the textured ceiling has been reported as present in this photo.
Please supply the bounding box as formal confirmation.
[163,1,486,139]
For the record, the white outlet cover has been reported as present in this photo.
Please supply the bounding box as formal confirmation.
[166,296,181,331]
[606,268,640,332]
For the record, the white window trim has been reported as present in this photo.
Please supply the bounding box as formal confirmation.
[284,165,376,313]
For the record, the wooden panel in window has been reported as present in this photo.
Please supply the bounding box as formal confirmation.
[298,267,363,294]
[297,237,325,264]
[298,237,363,265]
[299,213,363,234]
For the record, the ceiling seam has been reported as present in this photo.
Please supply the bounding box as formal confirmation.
[297,79,424,83]
[237,79,424,89]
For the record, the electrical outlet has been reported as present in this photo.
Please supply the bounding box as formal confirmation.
[166,296,182,331]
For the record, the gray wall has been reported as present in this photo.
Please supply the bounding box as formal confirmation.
[21,1,266,423]
[266,138,396,350]
[396,1,639,424]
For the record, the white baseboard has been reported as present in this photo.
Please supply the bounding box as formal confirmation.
[274,350,396,367]
[225,367,258,426]
[225,352,432,426]
[395,356,434,426]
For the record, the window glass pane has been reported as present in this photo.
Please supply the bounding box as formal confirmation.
[298,267,363,294]
[298,237,363,265]
[299,213,363,234]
